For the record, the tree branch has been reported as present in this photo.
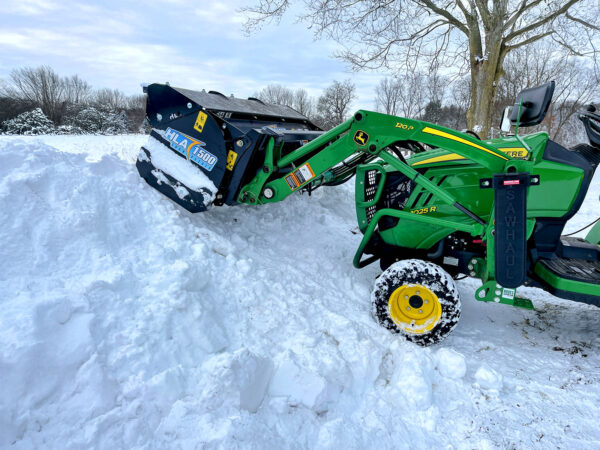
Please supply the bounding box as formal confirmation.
[551,33,587,57]
[241,0,290,33]
[565,12,600,31]
[455,0,472,20]
[505,0,580,42]
[504,0,543,32]
[504,30,553,52]
[417,0,470,35]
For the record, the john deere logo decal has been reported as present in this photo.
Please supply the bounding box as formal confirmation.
[353,130,369,146]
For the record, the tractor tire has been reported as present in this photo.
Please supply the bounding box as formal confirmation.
[371,259,461,346]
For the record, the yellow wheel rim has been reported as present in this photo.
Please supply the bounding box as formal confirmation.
[388,284,442,334]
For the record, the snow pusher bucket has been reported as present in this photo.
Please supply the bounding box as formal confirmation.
[136,83,323,212]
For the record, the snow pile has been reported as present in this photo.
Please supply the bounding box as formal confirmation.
[1,135,599,448]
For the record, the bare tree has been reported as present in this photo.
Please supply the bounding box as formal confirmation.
[125,94,147,133]
[451,76,472,115]
[314,79,356,129]
[94,88,129,112]
[293,88,313,117]
[63,75,92,105]
[126,94,146,110]
[395,72,428,118]
[254,84,294,106]
[3,66,67,123]
[426,67,446,106]
[243,0,600,138]
[375,77,401,115]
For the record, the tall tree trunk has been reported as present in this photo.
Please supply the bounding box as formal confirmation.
[466,28,506,138]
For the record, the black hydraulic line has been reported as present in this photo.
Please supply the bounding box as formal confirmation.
[564,217,600,236]
[453,202,486,226]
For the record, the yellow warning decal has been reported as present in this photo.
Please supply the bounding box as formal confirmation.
[285,162,316,191]
[226,150,238,171]
[421,127,508,160]
[194,111,207,134]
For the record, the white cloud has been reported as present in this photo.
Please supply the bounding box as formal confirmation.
[193,3,245,25]
[0,0,382,109]
[4,0,60,15]
[0,32,35,50]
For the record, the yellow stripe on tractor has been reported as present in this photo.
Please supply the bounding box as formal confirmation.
[412,153,467,166]
[412,147,529,167]
[421,127,509,161]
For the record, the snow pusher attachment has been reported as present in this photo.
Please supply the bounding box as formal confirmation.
[137,83,322,212]
[138,80,600,346]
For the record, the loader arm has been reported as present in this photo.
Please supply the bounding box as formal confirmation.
[238,110,511,223]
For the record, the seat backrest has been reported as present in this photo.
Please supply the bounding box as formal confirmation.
[510,81,555,127]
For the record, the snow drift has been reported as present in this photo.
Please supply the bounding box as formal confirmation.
[1,135,599,448]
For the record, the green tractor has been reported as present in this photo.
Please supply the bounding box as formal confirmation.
[137,81,600,345]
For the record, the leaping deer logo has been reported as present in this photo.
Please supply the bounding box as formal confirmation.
[353,130,369,146]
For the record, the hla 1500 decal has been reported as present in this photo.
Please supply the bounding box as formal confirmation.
[164,127,218,171]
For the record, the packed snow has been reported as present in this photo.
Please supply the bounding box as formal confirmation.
[1,134,599,449]
[142,135,217,201]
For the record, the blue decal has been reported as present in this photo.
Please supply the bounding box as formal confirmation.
[164,127,218,171]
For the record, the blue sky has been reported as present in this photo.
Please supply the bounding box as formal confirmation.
[0,0,384,109]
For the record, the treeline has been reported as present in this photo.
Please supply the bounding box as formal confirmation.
[253,80,356,131]
[0,66,146,135]
[255,76,470,134]
[256,42,598,148]
[374,72,470,132]
[373,43,598,146]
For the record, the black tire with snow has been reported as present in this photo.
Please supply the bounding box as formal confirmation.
[371,259,461,346]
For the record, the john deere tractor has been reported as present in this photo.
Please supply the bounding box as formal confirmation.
[136,81,600,345]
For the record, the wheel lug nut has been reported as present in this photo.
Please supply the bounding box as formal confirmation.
[424,300,428,304]
[419,309,423,313]
[406,307,411,311]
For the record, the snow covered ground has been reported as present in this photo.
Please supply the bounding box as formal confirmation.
[1,134,599,449]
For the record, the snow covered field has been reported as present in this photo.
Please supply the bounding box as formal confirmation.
[1,134,599,449]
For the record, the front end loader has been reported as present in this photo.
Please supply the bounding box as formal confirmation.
[137,81,600,346]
